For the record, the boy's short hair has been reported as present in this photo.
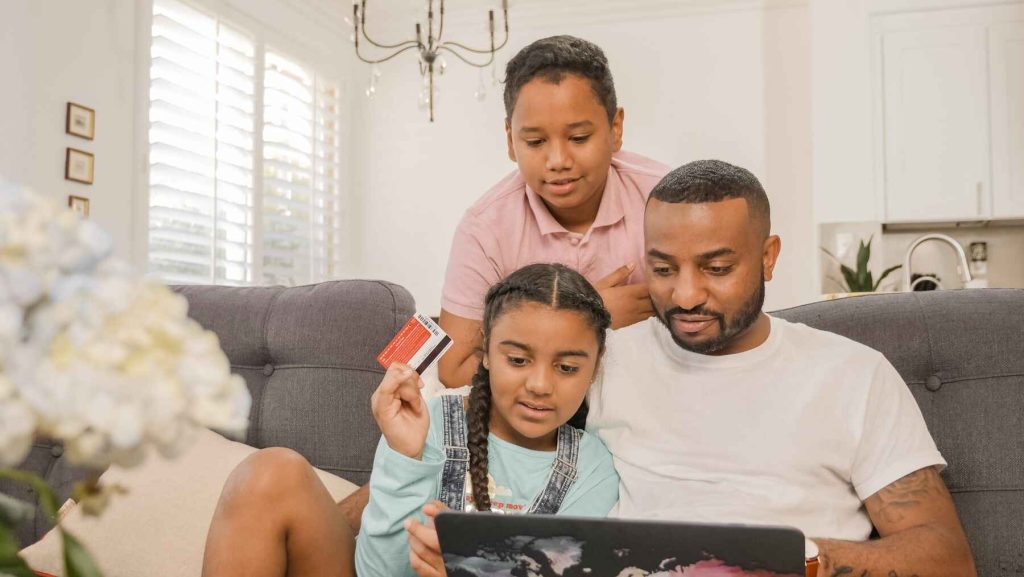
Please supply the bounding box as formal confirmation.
[503,35,618,123]
[649,160,772,238]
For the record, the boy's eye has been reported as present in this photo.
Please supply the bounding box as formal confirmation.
[569,134,591,144]
[525,139,544,147]
[651,266,673,277]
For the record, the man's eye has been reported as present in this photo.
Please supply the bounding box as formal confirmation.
[706,266,733,276]
[652,266,673,276]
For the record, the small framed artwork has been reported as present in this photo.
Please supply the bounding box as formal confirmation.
[68,195,90,218]
[65,148,95,185]
[66,102,95,140]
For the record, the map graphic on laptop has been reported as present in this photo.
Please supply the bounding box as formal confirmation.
[435,512,805,577]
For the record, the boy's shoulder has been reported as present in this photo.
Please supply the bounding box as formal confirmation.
[610,150,671,181]
[464,168,530,220]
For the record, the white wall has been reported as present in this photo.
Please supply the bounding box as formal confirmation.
[0,0,137,261]
[350,2,817,314]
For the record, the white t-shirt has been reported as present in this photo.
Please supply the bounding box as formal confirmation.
[587,315,945,541]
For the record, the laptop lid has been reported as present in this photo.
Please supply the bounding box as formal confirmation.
[435,512,805,576]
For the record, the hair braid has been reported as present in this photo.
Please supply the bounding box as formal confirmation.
[466,362,493,512]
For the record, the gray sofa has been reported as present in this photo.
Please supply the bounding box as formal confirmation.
[3,283,1022,576]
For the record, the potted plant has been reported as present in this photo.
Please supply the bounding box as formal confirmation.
[821,236,902,297]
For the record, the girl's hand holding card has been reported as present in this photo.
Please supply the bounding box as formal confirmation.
[370,362,429,460]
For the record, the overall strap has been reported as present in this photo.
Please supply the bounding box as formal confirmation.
[437,395,470,512]
[527,425,582,514]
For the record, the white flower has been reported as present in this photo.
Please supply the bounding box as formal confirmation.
[0,183,251,470]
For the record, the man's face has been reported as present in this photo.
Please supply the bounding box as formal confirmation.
[644,197,780,355]
[505,74,623,215]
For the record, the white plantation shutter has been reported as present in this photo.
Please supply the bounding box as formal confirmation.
[146,0,345,287]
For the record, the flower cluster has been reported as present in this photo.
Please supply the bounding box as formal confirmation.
[0,183,250,468]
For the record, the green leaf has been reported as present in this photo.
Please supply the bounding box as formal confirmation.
[0,522,36,577]
[840,265,858,292]
[873,264,904,291]
[62,529,103,577]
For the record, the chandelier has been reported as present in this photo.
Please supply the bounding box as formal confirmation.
[352,0,510,122]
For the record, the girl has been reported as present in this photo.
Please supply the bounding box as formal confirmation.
[356,263,619,577]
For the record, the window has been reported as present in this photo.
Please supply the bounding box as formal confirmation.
[146,0,344,286]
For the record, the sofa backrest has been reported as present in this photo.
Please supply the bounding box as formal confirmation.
[173,280,415,484]
[774,288,1024,576]
[1,279,415,546]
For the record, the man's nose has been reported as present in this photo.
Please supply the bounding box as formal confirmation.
[671,269,708,312]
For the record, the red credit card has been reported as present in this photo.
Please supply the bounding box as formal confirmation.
[377,313,453,374]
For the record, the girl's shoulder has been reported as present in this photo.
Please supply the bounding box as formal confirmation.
[575,427,616,470]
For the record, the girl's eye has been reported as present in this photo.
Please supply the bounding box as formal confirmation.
[506,356,528,367]
[557,364,579,375]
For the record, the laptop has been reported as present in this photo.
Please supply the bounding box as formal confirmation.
[435,512,805,576]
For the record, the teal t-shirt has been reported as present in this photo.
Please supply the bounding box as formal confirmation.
[355,396,619,577]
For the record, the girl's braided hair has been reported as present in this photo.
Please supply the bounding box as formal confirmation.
[466,263,610,511]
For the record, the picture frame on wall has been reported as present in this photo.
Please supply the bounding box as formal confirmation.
[68,195,90,218]
[65,148,95,185]
[66,102,95,140]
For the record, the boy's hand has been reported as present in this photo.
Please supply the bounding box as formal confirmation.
[406,500,448,577]
[370,362,429,460]
[595,264,654,329]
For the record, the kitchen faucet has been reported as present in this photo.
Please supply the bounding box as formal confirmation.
[901,233,973,291]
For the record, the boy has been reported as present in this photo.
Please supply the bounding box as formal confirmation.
[438,35,669,388]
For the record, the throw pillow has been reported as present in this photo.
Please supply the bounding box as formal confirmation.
[19,429,358,577]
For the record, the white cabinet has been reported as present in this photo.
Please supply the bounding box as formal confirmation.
[878,7,1024,223]
[990,23,1024,218]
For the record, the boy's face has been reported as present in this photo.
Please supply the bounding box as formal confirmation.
[506,74,623,215]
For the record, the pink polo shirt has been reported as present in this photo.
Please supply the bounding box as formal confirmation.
[441,151,670,320]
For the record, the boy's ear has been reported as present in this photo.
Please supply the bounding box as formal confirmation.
[611,107,624,152]
[505,118,516,162]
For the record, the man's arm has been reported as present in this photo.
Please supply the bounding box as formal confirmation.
[814,466,975,577]
[437,310,483,389]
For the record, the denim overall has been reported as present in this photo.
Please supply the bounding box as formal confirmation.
[437,394,581,514]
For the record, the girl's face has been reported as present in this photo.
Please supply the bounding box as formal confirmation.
[483,302,601,451]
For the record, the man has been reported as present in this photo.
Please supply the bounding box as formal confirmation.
[396,160,977,577]
[585,159,976,576]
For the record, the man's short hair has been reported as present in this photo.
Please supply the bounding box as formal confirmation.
[503,35,617,123]
[649,159,771,237]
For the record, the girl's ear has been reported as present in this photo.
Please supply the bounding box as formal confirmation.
[481,353,490,370]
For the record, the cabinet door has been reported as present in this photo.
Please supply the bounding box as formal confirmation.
[990,22,1024,219]
[882,26,990,222]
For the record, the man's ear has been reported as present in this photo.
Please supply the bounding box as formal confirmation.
[762,235,782,281]
[505,118,516,162]
[611,107,624,152]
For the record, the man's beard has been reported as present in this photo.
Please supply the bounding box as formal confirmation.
[656,279,765,355]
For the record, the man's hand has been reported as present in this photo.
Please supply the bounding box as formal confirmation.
[406,500,448,577]
[595,264,654,329]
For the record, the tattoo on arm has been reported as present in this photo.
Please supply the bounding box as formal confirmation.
[870,467,941,526]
